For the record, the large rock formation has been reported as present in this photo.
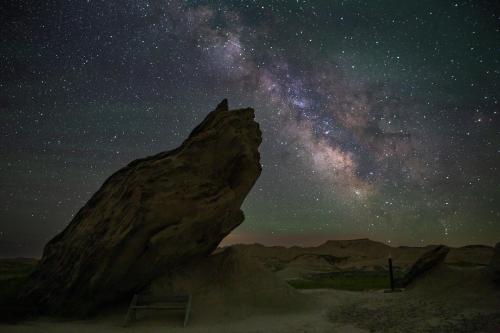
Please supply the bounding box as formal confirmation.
[20,99,262,315]
[397,245,449,287]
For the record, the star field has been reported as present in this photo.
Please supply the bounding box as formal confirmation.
[1,0,499,256]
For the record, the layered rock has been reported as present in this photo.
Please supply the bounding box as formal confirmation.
[397,245,449,287]
[20,99,262,315]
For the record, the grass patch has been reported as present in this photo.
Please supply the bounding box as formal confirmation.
[0,275,29,301]
[0,258,37,281]
[448,261,488,268]
[0,258,37,299]
[288,273,391,291]
[0,258,38,322]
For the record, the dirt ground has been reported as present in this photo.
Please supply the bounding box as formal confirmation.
[2,266,499,333]
[0,289,373,333]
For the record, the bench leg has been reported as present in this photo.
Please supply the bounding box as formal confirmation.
[123,294,138,327]
[183,295,192,327]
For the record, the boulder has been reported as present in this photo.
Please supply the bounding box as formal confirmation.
[397,245,449,287]
[490,242,500,284]
[20,99,262,315]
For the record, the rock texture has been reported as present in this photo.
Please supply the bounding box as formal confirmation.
[397,245,449,287]
[490,242,500,284]
[148,247,308,320]
[20,99,262,315]
[226,240,492,281]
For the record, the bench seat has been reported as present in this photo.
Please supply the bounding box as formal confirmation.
[123,293,192,327]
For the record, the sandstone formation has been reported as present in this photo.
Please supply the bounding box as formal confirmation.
[490,242,500,284]
[397,245,449,287]
[226,240,493,283]
[20,99,262,315]
[148,247,308,320]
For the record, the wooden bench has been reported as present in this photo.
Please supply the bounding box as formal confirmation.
[123,293,192,327]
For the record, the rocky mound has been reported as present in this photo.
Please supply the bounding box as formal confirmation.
[315,238,392,256]
[148,247,307,320]
[397,245,449,287]
[328,264,500,333]
[20,99,262,315]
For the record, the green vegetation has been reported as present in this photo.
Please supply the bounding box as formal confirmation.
[448,261,488,268]
[0,275,29,302]
[0,259,38,322]
[0,259,37,281]
[0,259,37,299]
[287,273,390,291]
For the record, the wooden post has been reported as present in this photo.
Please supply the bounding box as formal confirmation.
[388,255,394,291]
[183,294,192,327]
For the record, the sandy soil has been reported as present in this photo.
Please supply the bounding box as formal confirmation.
[2,266,499,333]
[0,290,367,333]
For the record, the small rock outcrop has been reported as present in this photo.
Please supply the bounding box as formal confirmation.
[20,100,262,315]
[397,245,449,287]
[490,242,500,284]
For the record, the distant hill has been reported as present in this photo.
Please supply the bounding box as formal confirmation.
[228,239,494,280]
[0,238,494,283]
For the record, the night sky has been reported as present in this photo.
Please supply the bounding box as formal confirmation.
[1,0,499,257]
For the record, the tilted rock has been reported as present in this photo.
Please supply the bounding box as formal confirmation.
[20,99,262,315]
[490,242,500,284]
[396,245,449,287]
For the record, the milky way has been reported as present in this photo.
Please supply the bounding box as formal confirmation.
[1,0,499,256]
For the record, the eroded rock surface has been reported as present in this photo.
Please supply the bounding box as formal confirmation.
[21,99,262,315]
[148,247,308,319]
[397,245,449,287]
